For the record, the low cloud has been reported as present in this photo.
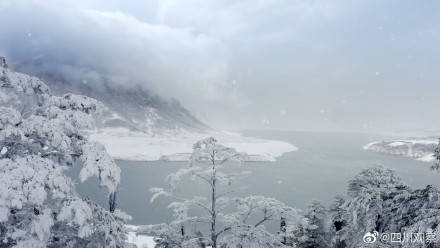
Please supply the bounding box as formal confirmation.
[0,1,245,121]
[1,0,440,132]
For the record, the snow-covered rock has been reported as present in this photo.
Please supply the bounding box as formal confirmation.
[363,137,437,162]
[88,127,297,162]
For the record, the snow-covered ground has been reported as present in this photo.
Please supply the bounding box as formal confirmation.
[363,137,438,162]
[88,128,297,162]
[125,225,156,248]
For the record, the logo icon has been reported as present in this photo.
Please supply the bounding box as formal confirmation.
[363,231,379,244]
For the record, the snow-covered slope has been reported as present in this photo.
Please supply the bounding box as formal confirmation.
[43,77,209,133]
[56,80,298,162]
[363,137,437,162]
[89,128,297,162]
[10,60,297,162]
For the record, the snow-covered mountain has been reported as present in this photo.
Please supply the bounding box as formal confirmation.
[363,137,438,162]
[8,59,296,162]
[35,75,210,133]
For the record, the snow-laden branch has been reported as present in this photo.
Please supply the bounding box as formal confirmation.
[149,137,299,247]
[0,59,126,247]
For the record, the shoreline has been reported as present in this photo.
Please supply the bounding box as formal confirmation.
[88,127,298,162]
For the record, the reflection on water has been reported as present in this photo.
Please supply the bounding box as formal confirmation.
[70,131,440,226]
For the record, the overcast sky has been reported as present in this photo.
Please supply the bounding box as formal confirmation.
[1,0,439,133]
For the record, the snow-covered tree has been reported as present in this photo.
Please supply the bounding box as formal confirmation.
[327,195,347,248]
[329,167,408,247]
[150,137,298,248]
[0,57,127,247]
[329,167,440,248]
[217,195,298,248]
[290,200,329,248]
[431,138,440,172]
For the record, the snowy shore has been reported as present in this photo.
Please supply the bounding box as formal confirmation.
[88,128,297,162]
[363,137,437,162]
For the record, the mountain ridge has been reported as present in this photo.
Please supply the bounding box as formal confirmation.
[10,63,210,134]
[2,57,297,162]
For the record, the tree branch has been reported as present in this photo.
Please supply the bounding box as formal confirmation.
[194,173,212,186]
[169,195,213,215]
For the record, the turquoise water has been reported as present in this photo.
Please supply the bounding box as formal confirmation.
[70,131,440,227]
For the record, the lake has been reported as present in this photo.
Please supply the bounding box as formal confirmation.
[70,130,440,227]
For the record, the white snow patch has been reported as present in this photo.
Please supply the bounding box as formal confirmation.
[88,128,297,162]
[417,153,435,162]
[397,139,437,145]
[363,137,438,163]
[125,225,156,248]
[362,141,380,150]
[388,141,406,147]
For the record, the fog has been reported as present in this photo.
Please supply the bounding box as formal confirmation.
[1,0,439,133]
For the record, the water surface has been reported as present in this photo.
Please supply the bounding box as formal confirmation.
[70,131,440,226]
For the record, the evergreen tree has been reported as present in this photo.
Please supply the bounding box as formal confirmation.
[431,137,440,171]
[290,200,329,248]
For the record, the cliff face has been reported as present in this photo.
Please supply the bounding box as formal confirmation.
[364,138,437,162]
